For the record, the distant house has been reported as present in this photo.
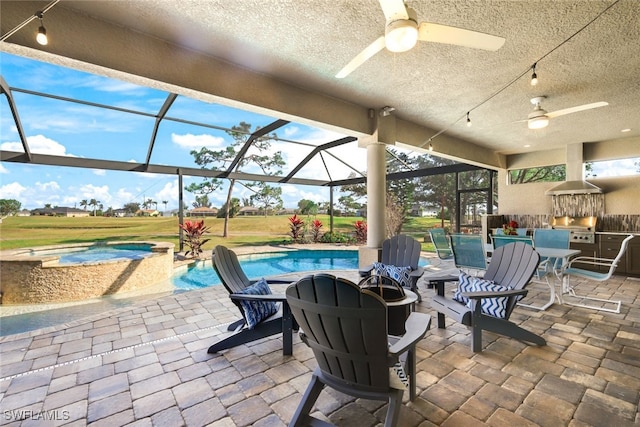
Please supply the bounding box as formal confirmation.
[31,207,90,217]
[137,209,159,217]
[112,209,129,217]
[409,204,439,217]
[277,208,296,216]
[188,207,219,217]
[238,206,260,216]
[17,209,31,217]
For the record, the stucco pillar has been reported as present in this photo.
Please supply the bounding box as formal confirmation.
[366,141,387,247]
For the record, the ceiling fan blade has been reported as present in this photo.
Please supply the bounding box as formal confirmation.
[378,0,408,21]
[335,36,386,79]
[546,102,609,118]
[418,22,505,51]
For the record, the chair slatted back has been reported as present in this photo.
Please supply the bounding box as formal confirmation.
[428,229,452,259]
[286,274,390,392]
[450,234,487,270]
[382,235,421,268]
[484,242,540,318]
[212,245,251,294]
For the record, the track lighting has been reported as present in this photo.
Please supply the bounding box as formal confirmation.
[380,106,396,117]
[530,63,538,86]
[428,139,433,151]
[466,112,472,127]
[35,11,48,45]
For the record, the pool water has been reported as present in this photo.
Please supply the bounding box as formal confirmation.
[172,250,429,290]
[32,244,153,265]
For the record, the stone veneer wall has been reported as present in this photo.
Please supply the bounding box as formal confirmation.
[504,214,640,232]
[0,242,174,304]
[551,194,605,217]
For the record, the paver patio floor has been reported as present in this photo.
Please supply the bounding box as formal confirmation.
[1,254,639,426]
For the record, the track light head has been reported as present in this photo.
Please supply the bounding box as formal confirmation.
[466,112,472,127]
[35,11,48,45]
[530,63,538,86]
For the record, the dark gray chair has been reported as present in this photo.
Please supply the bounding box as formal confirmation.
[207,245,295,355]
[431,241,544,352]
[359,234,424,301]
[286,274,431,427]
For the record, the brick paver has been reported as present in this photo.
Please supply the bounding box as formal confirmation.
[0,255,638,426]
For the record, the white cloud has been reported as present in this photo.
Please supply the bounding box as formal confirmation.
[0,181,27,199]
[93,169,107,176]
[0,164,8,174]
[35,181,61,192]
[78,184,112,204]
[153,180,180,209]
[172,133,225,149]
[0,134,71,156]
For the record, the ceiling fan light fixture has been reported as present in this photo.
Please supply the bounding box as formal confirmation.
[385,19,418,52]
[528,115,549,129]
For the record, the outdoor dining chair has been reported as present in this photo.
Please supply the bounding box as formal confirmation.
[449,233,487,274]
[561,234,634,314]
[428,228,453,260]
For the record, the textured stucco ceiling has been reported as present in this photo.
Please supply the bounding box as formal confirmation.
[2,0,639,164]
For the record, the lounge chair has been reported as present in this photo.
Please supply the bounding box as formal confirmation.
[561,234,634,314]
[431,241,544,352]
[207,245,295,355]
[286,274,431,427]
[359,234,424,301]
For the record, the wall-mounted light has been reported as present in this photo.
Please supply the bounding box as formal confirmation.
[35,11,48,45]
[530,63,538,86]
[379,106,396,117]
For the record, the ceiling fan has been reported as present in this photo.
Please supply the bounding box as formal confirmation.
[525,96,609,130]
[335,0,506,79]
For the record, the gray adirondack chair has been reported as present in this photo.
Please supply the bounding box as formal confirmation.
[431,241,545,352]
[359,234,424,301]
[286,274,431,427]
[207,245,295,355]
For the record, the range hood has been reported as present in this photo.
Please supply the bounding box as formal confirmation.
[545,143,604,196]
[545,180,603,195]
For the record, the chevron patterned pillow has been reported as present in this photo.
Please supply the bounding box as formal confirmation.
[466,277,511,319]
[372,262,412,288]
[453,271,474,305]
[238,278,278,329]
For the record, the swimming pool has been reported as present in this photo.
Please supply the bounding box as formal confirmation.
[31,244,154,265]
[172,249,429,290]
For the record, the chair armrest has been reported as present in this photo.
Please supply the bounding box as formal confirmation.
[567,256,615,269]
[409,266,424,278]
[359,263,375,277]
[388,312,431,356]
[462,288,528,299]
[229,293,287,302]
[250,278,293,285]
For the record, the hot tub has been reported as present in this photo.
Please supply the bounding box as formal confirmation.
[0,241,174,304]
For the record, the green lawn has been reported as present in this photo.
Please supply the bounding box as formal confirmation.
[0,214,447,253]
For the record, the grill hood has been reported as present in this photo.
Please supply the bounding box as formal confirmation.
[545,180,603,195]
[545,143,604,196]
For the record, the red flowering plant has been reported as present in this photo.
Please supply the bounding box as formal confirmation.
[289,214,305,243]
[179,219,211,258]
[311,219,323,243]
[502,220,519,235]
[353,220,367,244]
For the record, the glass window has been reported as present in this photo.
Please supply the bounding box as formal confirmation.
[585,158,640,178]
[509,165,565,184]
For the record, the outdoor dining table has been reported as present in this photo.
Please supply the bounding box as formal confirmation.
[485,244,581,309]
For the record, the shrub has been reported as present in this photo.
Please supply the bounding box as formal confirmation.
[311,219,323,243]
[179,219,211,258]
[353,220,367,244]
[289,214,305,243]
[321,231,355,244]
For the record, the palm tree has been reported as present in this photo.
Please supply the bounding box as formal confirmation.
[162,200,168,213]
[89,199,100,216]
[80,199,88,211]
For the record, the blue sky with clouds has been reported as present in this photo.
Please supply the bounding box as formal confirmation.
[0,53,369,211]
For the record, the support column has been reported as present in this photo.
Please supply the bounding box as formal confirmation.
[367,141,386,247]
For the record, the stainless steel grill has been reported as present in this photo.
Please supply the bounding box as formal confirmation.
[551,216,597,244]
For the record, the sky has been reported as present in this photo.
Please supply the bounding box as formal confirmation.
[0,53,369,211]
[0,53,637,212]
